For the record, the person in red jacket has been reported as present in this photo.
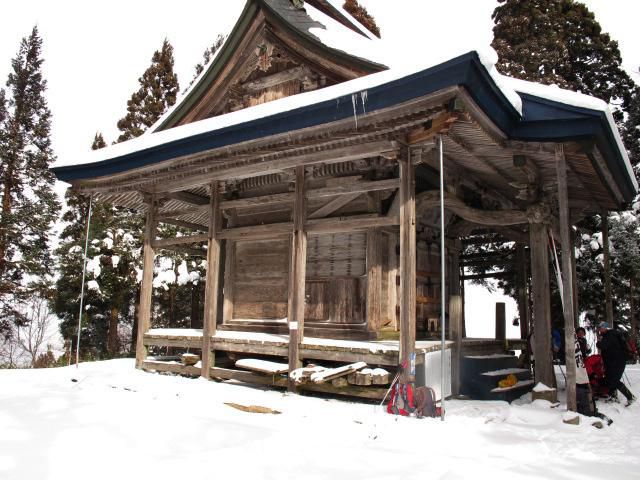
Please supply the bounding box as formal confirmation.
[596,322,635,405]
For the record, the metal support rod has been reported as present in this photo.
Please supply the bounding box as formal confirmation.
[439,134,446,421]
[75,195,93,367]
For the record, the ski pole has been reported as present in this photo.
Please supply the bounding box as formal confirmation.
[379,372,401,408]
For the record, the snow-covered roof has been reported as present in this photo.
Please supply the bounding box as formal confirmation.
[51,0,638,204]
[53,48,518,171]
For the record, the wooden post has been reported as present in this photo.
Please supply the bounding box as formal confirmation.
[135,198,157,369]
[571,228,579,328]
[449,241,461,339]
[287,166,307,391]
[366,228,382,334]
[495,302,506,341]
[399,150,416,381]
[388,232,399,331]
[450,294,463,396]
[556,144,577,411]
[222,210,237,324]
[602,210,614,328]
[529,221,554,387]
[201,182,222,379]
[515,243,530,340]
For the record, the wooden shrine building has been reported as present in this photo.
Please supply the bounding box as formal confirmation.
[53,0,638,400]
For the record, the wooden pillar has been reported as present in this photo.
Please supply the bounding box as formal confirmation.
[387,232,399,331]
[495,302,506,341]
[450,241,461,296]
[515,243,530,340]
[366,228,382,334]
[201,182,222,379]
[399,151,416,380]
[450,294,463,396]
[556,144,576,411]
[529,221,554,387]
[287,166,308,391]
[135,198,157,369]
[602,210,614,327]
[448,241,461,340]
[570,228,579,328]
[222,210,237,324]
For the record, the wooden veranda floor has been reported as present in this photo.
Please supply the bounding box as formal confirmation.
[141,328,526,400]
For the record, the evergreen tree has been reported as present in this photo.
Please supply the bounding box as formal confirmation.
[487,2,640,332]
[54,133,144,358]
[116,39,179,142]
[193,35,226,80]
[491,0,634,121]
[0,27,60,334]
[623,88,640,168]
[343,0,381,38]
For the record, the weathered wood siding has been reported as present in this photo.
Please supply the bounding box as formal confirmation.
[305,232,367,324]
[232,239,290,319]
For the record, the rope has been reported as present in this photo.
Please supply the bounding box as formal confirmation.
[75,194,93,367]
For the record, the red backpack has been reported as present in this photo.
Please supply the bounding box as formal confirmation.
[387,382,416,416]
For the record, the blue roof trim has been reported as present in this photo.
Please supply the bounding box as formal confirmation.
[512,93,636,202]
[53,52,636,203]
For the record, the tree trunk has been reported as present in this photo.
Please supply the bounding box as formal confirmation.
[631,277,637,348]
[107,306,119,356]
[131,287,140,354]
[0,171,14,280]
[602,212,614,327]
[191,282,201,328]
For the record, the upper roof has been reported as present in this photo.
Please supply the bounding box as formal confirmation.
[150,0,386,132]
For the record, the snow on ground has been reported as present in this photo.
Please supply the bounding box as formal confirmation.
[1,360,640,480]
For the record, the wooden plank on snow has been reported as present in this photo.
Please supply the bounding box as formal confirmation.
[309,361,367,384]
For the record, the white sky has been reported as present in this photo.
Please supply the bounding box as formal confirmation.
[0,0,637,336]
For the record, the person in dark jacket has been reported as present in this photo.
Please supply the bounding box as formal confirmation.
[596,322,635,405]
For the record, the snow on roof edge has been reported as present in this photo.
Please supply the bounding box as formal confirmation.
[55,50,635,199]
[502,75,638,194]
[54,50,513,169]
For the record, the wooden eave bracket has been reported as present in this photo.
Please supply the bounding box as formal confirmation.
[407,112,459,145]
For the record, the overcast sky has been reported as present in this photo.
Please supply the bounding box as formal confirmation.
[1,0,638,169]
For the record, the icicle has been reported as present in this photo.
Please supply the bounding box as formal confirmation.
[351,93,358,130]
[360,90,368,115]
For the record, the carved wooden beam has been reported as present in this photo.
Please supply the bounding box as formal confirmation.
[416,190,528,226]
[161,139,400,193]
